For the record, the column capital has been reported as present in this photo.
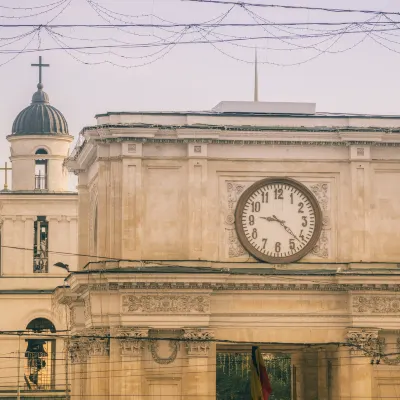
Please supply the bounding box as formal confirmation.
[114,326,148,357]
[346,328,383,357]
[68,337,90,364]
[183,328,214,357]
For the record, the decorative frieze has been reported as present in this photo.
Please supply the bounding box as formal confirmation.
[121,294,210,314]
[353,296,400,314]
[116,327,148,357]
[183,329,214,357]
[346,329,383,357]
[74,281,400,293]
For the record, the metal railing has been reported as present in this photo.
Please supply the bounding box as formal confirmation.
[35,174,47,190]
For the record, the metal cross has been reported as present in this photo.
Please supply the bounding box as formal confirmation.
[31,56,50,85]
[0,162,11,191]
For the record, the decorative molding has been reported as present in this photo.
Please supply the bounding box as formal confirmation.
[353,296,400,314]
[309,182,330,259]
[183,329,214,357]
[83,299,91,320]
[225,182,247,258]
[121,294,210,314]
[346,329,383,357]
[149,340,179,365]
[77,282,400,293]
[311,229,329,259]
[115,327,148,357]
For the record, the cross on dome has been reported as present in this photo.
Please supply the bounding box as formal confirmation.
[31,56,50,87]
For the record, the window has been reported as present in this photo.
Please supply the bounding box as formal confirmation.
[24,319,56,391]
[35,149,48,190]
[33,216,48,273]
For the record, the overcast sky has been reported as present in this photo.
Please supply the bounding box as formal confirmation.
[0,0,399,188]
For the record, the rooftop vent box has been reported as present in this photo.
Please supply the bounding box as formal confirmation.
[212,101,316,115]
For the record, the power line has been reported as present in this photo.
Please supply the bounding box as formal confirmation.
[182,0,400,16]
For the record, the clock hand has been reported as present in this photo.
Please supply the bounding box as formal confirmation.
[282,225,301,242]
[262,215,301,242]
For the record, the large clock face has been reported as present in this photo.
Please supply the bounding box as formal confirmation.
[235,177,322,263]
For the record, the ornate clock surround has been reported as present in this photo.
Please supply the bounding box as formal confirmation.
[234,177,323,263]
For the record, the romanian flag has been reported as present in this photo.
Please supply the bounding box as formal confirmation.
[250,346,273,400]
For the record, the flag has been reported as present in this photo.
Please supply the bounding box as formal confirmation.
[250,346,272,400]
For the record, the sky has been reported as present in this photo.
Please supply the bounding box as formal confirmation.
[0,0,400,188]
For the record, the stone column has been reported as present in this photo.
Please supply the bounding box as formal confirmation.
[116,327,148,399]
[346,328,382,400]
[68,337,89,400]
[87,329,110,400]
[317,348,329,400]
[182,329,215,400]
[291,352,304,400]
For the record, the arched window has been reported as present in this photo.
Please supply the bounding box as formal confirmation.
[35,149,48,189]
[25,318,55,390]
[35,148,48,155]
[26,318,55,333]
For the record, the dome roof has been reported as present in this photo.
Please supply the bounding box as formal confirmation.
[12,83,69,135]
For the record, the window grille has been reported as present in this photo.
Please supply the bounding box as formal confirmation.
[33,217,48,273]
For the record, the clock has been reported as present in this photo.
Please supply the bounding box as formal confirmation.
[235,177,322,263]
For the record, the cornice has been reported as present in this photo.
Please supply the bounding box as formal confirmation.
[67,281,400,293]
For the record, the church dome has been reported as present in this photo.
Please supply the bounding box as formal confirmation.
[12,83,69,135]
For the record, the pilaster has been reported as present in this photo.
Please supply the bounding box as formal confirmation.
[346,328,382,399]
[182,328,215,400]
[116,327,148,399]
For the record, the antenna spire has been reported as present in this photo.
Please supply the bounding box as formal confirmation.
[254,48,259,102]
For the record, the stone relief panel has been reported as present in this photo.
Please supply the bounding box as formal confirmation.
[353,295,400,314]
[121,294,210,314]
[220,176,335,262]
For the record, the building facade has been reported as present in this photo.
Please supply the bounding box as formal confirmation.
[55,101,400,399]
[0,79,78,398]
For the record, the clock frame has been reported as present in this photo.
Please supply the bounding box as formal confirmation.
[234,177,323,263]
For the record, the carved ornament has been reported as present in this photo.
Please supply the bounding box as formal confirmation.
[122,294,210,314]
[353,296,400,314]
[346,329,383,357]
[183,329,214,356]
[225,182,247,258]
[116,327,148,357]
[149,340,179,365]
[68,337,90,364]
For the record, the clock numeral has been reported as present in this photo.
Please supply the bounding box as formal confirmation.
[262,238,268,249]
[275,242,281,252]
[252,228,258,239]
[299,230,305,241]
[289,239,295,250]
[290,192,293,204]
[251,201,261,213]
[249,215,255,226]
[261,192,269,203]
[274,188,283,200]
[298,202,304,214]
[301,216,308,227]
